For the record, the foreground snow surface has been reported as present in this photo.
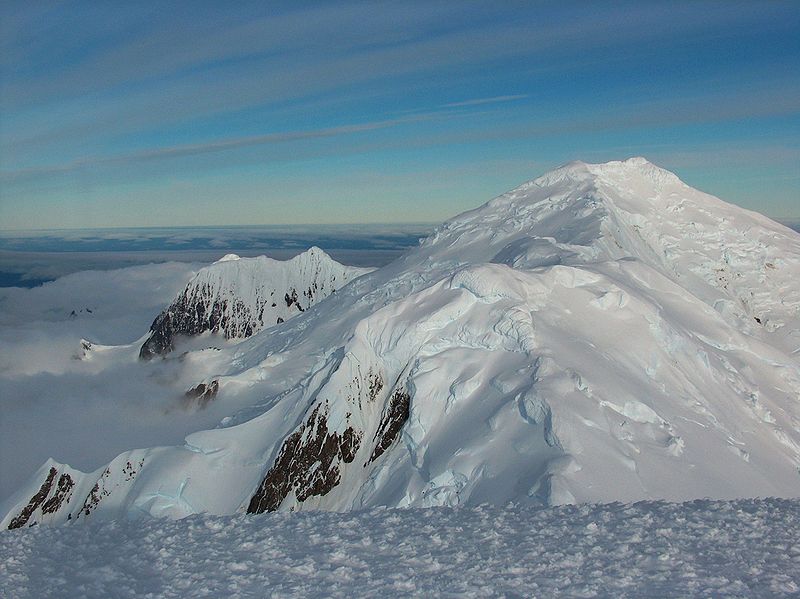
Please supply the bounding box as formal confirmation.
[2,499,799,598]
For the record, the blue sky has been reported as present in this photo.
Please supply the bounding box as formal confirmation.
[1,1,798,229]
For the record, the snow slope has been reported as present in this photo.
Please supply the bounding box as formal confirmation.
[139,247,370,358]
[2,498,799,598]
[3,158,800,529]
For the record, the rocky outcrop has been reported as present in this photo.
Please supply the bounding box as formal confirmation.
[246,365,413,515]
[139,292,254,359]
[7,467,74,530]
[80,457,144,518]
[184,380,219,409]
[140,248,370,359]
[247,404,362,514]
[2,453,149,529]
[369,389,411,463]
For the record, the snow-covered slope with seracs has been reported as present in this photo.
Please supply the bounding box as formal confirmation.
[4,157,800,530]
[139,247,370,358]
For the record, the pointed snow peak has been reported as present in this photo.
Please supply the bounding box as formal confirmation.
[215,253,241,263]
[300,246,326,259]
[289,246,336,266]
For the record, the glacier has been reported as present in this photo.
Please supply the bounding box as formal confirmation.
[2,157,799,529]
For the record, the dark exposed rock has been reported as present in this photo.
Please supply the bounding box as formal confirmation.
[340,427,361,464]
[303,284,318,301]
[284,289,304,311]
[367,372,384,403]
[140,312,175,359]
[247,405,362,514]
[82,468,111,517]
[140,285,259,359]
[369,389,411,463]
[41,474,74,514]
[8,467,57,529]
[184,380,219,409]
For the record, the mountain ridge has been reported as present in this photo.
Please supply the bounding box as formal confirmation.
[4,157,799,529]
[139,246,371,359]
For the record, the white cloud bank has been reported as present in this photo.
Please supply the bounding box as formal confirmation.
[0,261,244,500]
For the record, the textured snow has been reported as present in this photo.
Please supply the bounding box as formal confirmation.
[2,498,799,598]
[3,157,800,528]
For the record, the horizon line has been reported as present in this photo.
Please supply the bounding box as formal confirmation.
[0,221,440,235]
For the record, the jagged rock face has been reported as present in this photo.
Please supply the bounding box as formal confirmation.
[369,390,410,463]
[7,467,74,529]
[139,311,180,358]
[247,364,401,514]
[2,454,147,529]
[247,404,362,514]
[139,248,370,359]
[8,468,68,530]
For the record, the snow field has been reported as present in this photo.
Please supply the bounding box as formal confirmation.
[2,498,799,598]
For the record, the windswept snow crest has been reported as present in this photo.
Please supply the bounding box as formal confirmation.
[4,157,800,529]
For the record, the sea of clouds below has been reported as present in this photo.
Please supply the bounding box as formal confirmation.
[0,224,433,286]
[0,225,432,501]
[1,220,795,287]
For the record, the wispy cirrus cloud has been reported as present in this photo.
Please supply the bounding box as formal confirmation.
[1,111,460,180]
[440,95,528,109]
[4,1,792,152]
[1,1,798,229]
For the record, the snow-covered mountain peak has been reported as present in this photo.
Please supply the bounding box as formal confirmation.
[4,158,799,531]
[421,158,686,266]
[286,245,339,268]
[295,245,325,259]
[138,247,371,359]
[215,253,241,263]
[513,157,682,194]
[420,159,800,349]
[586,155,682,184]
